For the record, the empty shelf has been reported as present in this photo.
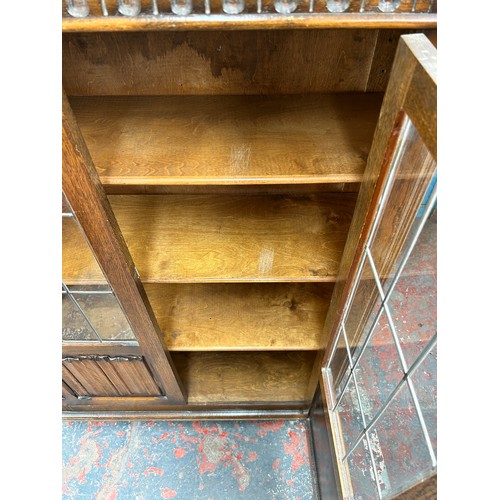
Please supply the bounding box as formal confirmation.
[71,94,382,187]
[62,193,357,283]
[171,351,316,404]
[145,282,334,351]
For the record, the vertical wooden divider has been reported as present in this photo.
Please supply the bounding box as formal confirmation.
[62,91,187,404]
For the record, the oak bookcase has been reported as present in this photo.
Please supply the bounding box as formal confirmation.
[62,1,436,422]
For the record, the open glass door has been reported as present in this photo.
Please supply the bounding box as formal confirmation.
[321,34,437,498]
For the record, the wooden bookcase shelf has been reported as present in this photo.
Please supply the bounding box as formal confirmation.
[63,193,357,284]
[144,282,334,351]
[171,351,316,403]
[70,94,382,188]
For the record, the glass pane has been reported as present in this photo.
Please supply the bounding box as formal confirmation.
[369,121,436,291]
[71,286,136,341]
[62,291,97,341]
[331,258,382,395]
[62,213,105,284]
[354,309,404,418]
[337,377,365,453]
[368,384,435,498]
[345,258,382,365]
[410,345,437,456]
[345,439,379,500]
[386,207,437,366]
[62,208,136,343]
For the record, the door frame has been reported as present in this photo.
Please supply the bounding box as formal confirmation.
[62,91,187,405]
[317,33,437,498]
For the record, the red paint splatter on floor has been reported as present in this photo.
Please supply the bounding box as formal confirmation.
[255,420,285,437]
[77,467,86,482]
[283,430,309,472]
[174,447,188,459]
[161,487,177,498]
[143,467,164,476]
[247,452,258,462]
[117,431,125,438]
[272,459,280,471]
[153,432,170,443]
[180,432,199,444]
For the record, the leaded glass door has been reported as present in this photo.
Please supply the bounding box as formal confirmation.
[62,93,186,409]
[321,34,437,498]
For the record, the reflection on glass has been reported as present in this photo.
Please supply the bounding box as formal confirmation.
[337,377,364,453]
[354,309,404,418]
[378,0,401,12]
[326,0,350,12]
[223,0,245,13]
[345,258,382,366]
[171,0,193,15]
[345,440,379,499]
[387,210,436,367]
[331,258,382,395]
[66,0,90,17]
[63,215,105,283]
[62,292,96,341]
[410,346,437,456]
[369,123,436,289]
[118,0,141,16]
[71,286,135,341]
[62,211,136,343]
[274,0,297,13]
[369,385,434,497]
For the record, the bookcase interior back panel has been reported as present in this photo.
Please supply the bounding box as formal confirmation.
[63,29,410,96]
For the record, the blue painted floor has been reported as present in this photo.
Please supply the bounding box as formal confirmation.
[62,419,317,499]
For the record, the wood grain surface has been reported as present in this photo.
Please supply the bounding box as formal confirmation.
[171,351,316,403]
[131,193,351,282]
[394,474,436,499]
[143,282,333,350]
[70,94,381,187]
[63,193,357,283]
[63,30,395,95]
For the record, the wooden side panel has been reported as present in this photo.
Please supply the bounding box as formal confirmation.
[63,30,398,95]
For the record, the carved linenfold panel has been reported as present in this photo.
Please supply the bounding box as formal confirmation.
[62,356,163,397]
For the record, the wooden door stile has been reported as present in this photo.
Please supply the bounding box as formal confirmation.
[62,91,186,404]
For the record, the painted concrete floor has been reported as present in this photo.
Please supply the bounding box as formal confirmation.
[62,419,317,499]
